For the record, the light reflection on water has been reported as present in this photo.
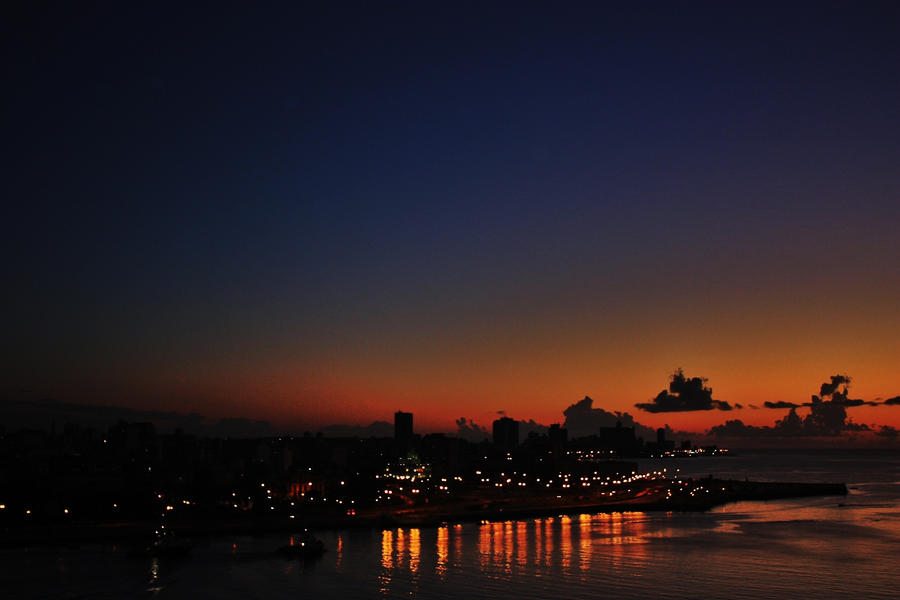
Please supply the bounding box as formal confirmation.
[149,556,159,582]
[8,451,900,599]
[147,556,163,594]
[375,510,653,595]
[358,452,900,599]
[435,526,448,578]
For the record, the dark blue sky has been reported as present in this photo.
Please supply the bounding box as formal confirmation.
[4,2,900,431]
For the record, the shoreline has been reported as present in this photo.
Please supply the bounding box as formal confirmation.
[365,479,848,528]
[0,478,847,548]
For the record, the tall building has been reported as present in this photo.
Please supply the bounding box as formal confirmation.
[394,411,413,456]
[548,423,568,456]
[492,416,519,451]
[655,426,675,452]
[596,421,640,457]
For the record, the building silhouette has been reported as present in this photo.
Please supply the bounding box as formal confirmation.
[595,421,640,457]
[492,417,519,451]
[548,423,568,456]
[655,427,675,452]
[394,411,413,456]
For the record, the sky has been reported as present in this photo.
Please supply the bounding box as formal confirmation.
[4,2,900,440]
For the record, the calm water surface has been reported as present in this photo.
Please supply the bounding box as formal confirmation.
[5,450,900,599]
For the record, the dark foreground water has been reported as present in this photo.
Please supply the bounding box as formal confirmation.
[5,450,900,599]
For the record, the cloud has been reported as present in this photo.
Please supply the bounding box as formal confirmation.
[564,396,628,437]
[876,425,899,439]
[764,401,803,409]
[519,418,548,438]
[635,369,732,413]
[454,417,547,442]
[835,398,878,407]
[708,419,770,437]
[562,396,662,441]
[710,374,871,438]
[734,403,744,409]
[882,396,900,405]
[810,376,878,407]
[820,375,851,397]
[455,417,490,442]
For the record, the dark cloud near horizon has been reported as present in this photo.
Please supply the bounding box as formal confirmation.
[563,396,678,441]
[820,375,851,397]
[763,398,874,409]
[710,374,875,438]
[455,417,490,443]
[636,369,731,413]
[764,401,803,409]
[876,425,899,439]
[455,416,548,442]
[882,396,900,405]
[836,398,878,407]
[519,419,549,438]
[565,396,636,438]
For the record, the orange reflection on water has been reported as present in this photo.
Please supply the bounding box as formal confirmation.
[478,522,491,572]
[489,521,502,573]
[533,518,544,567]
[502,521,514,574]
[543,517,554,565]
[560,515,572,571]
[378,529,393,596]
[477,520,515,574]
[379,527,422,592]
[453,523,463,561]
[515,521,528,569]
[436,526,448,579]
[408,528,421,575]
[458,511,656,582]
[396,528,406,569]
[380,529,394,571]
[595,511,649,574]
[579,513,593,573]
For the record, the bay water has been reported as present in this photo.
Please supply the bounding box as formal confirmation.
[5,449,899,599]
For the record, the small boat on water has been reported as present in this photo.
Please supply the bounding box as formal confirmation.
[276,531,326,560]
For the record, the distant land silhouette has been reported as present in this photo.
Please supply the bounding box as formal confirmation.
[2,372,898,446]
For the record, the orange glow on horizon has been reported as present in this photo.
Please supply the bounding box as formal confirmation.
[26,301,900,439]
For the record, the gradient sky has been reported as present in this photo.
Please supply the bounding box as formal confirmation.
[4,2,900,435]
